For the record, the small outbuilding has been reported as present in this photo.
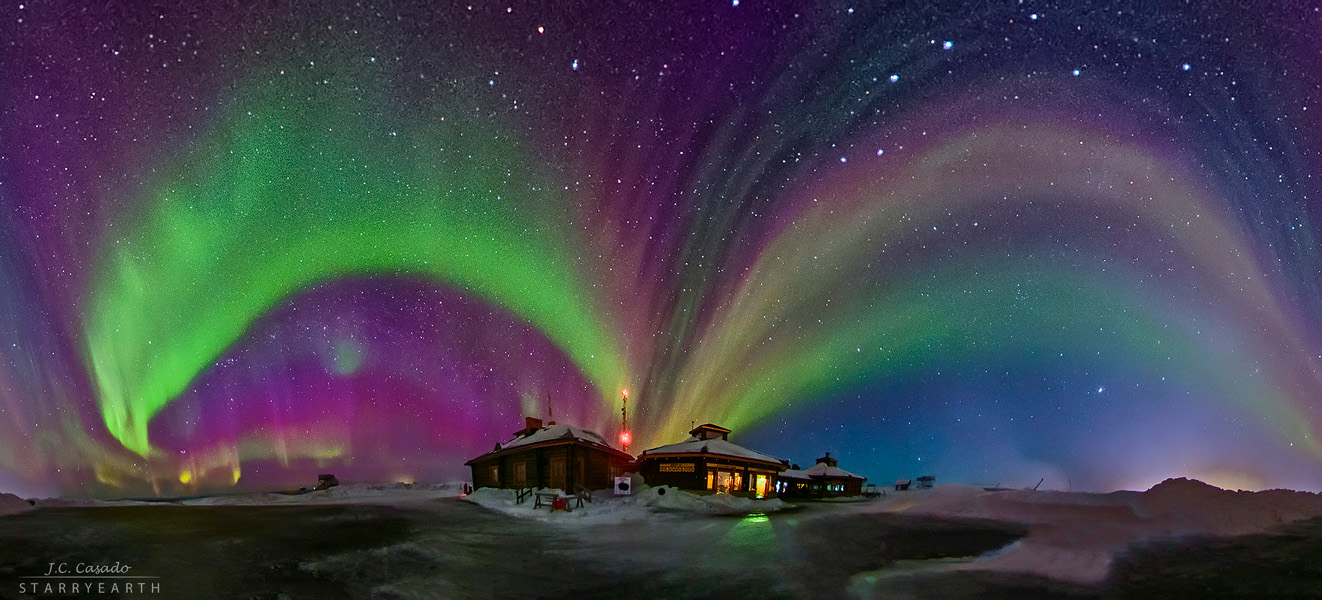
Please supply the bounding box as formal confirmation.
[894,478,912,491]
[636,424,788,498]
[465,417,634,492]
[777,453,867,499]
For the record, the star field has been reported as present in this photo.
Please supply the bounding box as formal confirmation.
[1,0,1320,497]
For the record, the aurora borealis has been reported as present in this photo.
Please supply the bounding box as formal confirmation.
[2,0,1320,497]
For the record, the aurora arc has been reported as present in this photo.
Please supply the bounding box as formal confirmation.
[665,117,1322,457]
[86,81,624,456]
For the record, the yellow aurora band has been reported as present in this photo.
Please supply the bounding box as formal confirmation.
[665,116,1321,459]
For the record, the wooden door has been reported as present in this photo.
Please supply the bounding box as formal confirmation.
[549,457,566,490]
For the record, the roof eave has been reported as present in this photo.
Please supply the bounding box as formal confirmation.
[638,451,787,470]
[466,437,633,464]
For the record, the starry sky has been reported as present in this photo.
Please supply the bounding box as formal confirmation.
[2,0,1321,498]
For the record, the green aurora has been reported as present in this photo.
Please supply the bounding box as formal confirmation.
[84,74,624,456]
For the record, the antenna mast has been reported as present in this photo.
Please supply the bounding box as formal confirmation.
[618,390,632,451]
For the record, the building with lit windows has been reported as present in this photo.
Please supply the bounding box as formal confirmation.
[636,424,789,498]
[776,452,867,499]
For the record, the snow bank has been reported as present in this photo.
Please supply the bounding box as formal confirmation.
[869,479,1322,539]
[462,485,792,524]
[1129,477,1322,536]
[848,479,1322,587]
[635,486,792,515]
[0,492,33,516]
[460,487,653,525]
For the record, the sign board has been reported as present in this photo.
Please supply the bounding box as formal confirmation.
[658,462,695,473]
[614,476,632,495]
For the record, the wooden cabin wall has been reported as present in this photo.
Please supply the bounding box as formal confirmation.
[470,444,632,492]
[520,446,630,491]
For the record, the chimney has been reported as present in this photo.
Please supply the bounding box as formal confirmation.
[513,416,543,437]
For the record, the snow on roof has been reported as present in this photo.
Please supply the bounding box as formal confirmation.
[496,423,619,453]
[781,461,865,480]
[639,435,787,466]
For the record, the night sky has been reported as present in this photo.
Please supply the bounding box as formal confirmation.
[2,0,1321,498]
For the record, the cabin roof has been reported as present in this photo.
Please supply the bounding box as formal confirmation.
[498,423,611,451]
[639,435,787,467]
[465,423,630,464]
[781,461,866,481]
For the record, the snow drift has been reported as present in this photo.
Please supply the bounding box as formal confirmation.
[0,493,32,516]
[849,478,1322,587]
[462,484,792,523]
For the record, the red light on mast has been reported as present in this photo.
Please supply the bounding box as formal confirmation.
[620,390,630,450]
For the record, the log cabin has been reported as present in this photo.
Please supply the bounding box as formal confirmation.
[465,417,634,492]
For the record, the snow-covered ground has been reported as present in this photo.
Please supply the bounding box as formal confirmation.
[10,476,1322,594]
[0,492,32,516]
[844,477,1322,589]
[461,483,793,523]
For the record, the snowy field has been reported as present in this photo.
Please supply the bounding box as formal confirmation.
[2,478,1322,598]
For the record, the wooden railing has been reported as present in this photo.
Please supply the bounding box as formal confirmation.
[515,487,533,505]
[573,483,593,504]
